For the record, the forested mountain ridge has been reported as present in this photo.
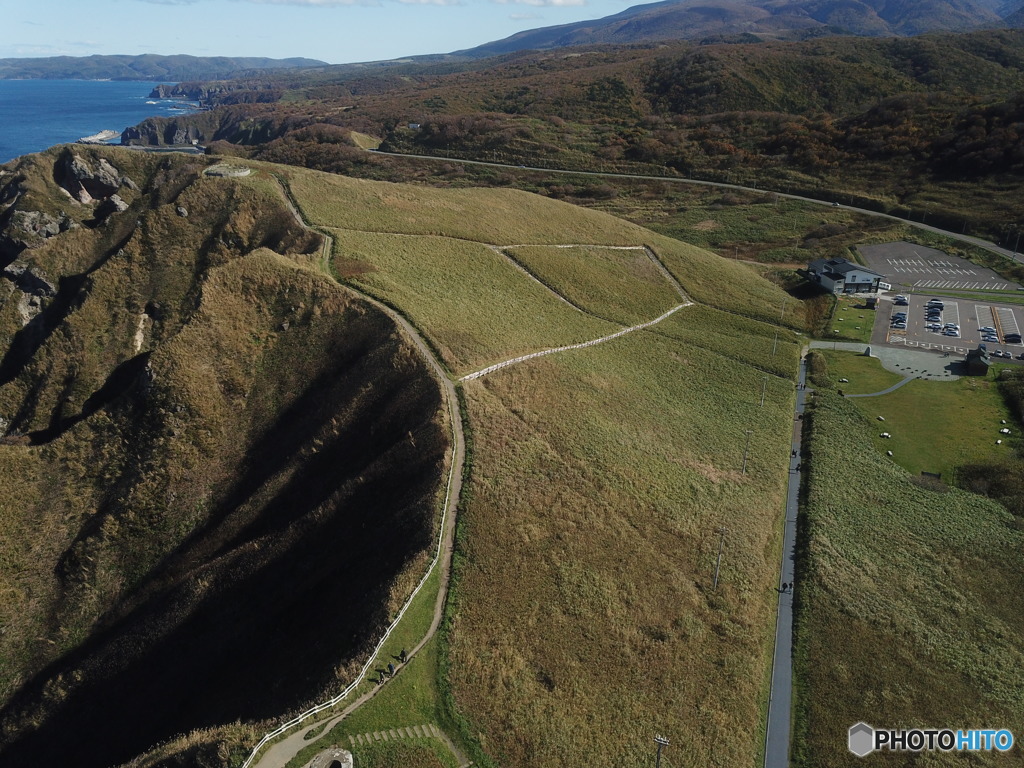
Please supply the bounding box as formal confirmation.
[120,30,1024,240]
[0,54,326,82]
[453,0,1020,56]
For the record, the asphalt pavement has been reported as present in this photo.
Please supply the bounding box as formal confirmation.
[764,354,807,768]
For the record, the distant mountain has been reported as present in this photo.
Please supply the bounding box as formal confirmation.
[455,0,1015,56]
[0,54,327,81]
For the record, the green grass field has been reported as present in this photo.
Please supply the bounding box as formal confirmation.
[793,392,1024,768]
[816,350,904,394]
[815,351,1011,479]
[505,244,682,325]
[829,295,877,344]
[327,228,619,376]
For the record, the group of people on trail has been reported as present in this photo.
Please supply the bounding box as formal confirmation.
[377,649,409,685]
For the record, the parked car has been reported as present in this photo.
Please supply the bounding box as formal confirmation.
[1005,333,1022,343]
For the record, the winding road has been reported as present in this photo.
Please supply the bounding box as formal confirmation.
[369,150,1020,264]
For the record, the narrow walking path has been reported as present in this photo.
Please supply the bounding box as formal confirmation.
[244,179,467,768]
[844,376,915,397]
[764,354,808,768]
[459,302,689,381]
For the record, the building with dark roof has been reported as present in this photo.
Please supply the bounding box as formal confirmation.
[966,345,992,376]
[806,258,885,293]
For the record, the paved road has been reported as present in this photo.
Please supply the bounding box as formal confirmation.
[764,355,808,768]
[368,150,1020,264]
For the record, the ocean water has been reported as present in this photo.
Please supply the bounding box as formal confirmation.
[0,80,200,164]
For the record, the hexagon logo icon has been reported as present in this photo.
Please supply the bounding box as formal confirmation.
[849,722,875,757]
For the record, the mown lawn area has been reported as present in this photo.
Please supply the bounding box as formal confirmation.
[814,352,1012,479]
[794,392,1024,768]
[816,350,904,395]
[285,637,452,768]
[828,294,877,344]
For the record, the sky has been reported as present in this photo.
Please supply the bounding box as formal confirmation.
[2,0,639,65]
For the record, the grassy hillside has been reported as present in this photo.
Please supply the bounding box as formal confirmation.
[326,229,619,376]
[452,331,793,768]
[794,391,1024,767]
[280,163,799,768]
[0,148,450,768]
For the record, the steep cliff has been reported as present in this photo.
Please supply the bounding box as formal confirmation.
[0,147,448,768]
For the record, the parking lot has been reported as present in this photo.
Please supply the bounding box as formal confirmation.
[881,294,1024,359]
[859,242,1021,291]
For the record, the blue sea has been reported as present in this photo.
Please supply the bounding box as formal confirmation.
[0,80,200,164]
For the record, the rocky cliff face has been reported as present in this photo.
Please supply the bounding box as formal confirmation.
[0,149,139,265]
[0,147,448,768]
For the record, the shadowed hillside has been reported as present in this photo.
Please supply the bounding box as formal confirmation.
[0,148,449,768]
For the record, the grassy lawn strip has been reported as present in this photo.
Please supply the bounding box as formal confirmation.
[351,738,457,768]
[814,353,1011,479]
[911,289,1024,306]
[816,350,904,394]
[285,638,450,768]
[793,392,1024,768]
[327,228,619,376]
[829,295,877,344]
[506,245,681,325]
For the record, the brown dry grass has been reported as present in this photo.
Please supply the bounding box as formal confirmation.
[0,149,449,768]
[450,330,793,768]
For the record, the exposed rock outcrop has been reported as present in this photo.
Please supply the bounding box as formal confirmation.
[56,151,133,204]
[94,194,129,220]
[0,208,77,264]
[2,262,57,326]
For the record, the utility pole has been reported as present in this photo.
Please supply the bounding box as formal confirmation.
[742,429,753,474]
[760,376,768,407]
[780,296,788,322]
[713,527,728,592]
[772,331,779,357]
[655,734,670,768]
